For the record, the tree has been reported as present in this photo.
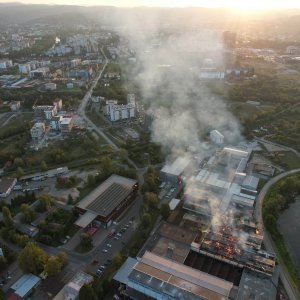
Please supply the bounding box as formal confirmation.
[101,157,113,176]
[0,257,7,272]
[111,252,123,269]
[41,160,47,171]
[79,284,97,300]
[80,233,93,249]
[16,167,25,177]
[160,203,171,220]
[18,243,48,274]
[37,194,52,212]
[141,213,151,229]
[67,194,73,205]
[20,203,36,224]
[2,207,13,228]
[44,256,61,276]
[57,252,68,268]
[144,192,159,209]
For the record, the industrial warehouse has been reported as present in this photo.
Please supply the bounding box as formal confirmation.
[114,145,279,300]
[75,175,138,228]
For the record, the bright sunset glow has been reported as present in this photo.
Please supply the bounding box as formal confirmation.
[0,0,300,8]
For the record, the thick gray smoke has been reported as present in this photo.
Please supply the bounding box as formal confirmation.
[113,12,244,234]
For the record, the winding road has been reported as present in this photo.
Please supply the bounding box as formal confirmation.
[255,168,300,300]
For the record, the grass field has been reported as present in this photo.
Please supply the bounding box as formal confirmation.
[264,151,300,170]
[86,109,109,127]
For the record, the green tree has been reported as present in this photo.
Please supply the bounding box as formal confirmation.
[57,252,68,268]
[101,157,113,176]
[41,160,48,171]
[18,243,48,274]
[79,284,97,300]
[0,257,7,272]
[44,256,61,276]
[20,203,36,224]
[141,213,151,229]
[80,233,93,249]
[144,192,159,209]
[2,207,13,228]
[111,252,123,269]
[37,194,52,212]
[16,167,25,177]
[160,203,171,220]
[67,194,73,205]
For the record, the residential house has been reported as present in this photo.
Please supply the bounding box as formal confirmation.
[7,274,41,300]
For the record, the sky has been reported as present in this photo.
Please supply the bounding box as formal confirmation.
[1,0,300,9]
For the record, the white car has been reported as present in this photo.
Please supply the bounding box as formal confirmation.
[106,243,112,248]
[102,249,108,253]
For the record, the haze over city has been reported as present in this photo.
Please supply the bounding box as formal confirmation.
[0,1,300,300]
[1,0,300,8]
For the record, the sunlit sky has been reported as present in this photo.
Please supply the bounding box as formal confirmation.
[0,0,300,9]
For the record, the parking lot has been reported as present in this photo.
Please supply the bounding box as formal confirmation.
[8,169,99,204]
[158,182,181,203]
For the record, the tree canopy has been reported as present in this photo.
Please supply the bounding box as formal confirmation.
[19,243,48,274]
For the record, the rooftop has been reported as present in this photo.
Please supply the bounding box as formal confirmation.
[131,251,233,300]
[0,178,16,194]
[76,175,137,218]
[60,118,72,125]
[161,156,190,177]
[11,274,41,298]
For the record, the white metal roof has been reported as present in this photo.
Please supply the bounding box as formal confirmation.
[161,156,190,177]
[169,198,180,210]
[75,211,97,228]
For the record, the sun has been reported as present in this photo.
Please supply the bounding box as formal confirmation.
[224,0,294,10]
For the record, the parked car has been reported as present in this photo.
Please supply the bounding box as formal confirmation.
[102,249,108,253]
[106,243,112,248]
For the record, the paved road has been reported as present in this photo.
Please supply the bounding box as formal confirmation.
[256,137,300,158]
[77,48,118,150]
[255,168,300,300]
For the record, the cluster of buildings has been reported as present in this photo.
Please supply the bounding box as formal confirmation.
[18,60,51,75]
[30,98,73,144]
[104,94,136,122]
[46,33,110,57]
[0,33,35,53]
[0,59,13,69]
[114,145,278,299]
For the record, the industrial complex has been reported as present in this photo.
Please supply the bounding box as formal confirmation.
[114,145,279,300]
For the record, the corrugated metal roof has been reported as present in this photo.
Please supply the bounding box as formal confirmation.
[11,274,41,298]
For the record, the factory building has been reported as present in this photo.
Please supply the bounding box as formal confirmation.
[75,175,138,228]
[114,251,234,300]
[160,156,191,184]
[210,129,224,144]
[183,147,258,217]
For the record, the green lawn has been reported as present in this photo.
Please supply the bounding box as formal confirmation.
[265,151,300,170]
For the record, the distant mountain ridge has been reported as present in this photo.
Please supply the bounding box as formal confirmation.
[0,2,300,35]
